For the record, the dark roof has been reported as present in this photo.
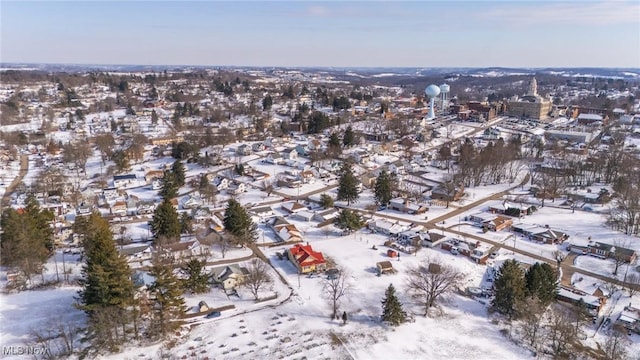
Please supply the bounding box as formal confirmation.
[114,174,137,181]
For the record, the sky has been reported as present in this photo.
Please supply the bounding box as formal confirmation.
[1,0,639,68]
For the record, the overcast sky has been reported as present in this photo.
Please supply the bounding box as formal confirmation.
[2,1,639,68]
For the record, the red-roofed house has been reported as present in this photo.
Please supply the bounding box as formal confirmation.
[287,243,327,274]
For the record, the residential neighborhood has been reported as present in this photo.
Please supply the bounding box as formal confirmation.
[1,64,639,360]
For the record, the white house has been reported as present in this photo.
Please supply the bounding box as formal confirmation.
[211,265,249,290]
[227,182,246,195]
[264,153,283,165]
[283,148,298,161]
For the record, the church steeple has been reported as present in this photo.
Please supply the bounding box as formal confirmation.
[528,77,538,96]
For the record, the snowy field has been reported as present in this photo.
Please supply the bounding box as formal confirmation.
[104,231,530,360]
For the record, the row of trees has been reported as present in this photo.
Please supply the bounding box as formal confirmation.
[76,213,187,355]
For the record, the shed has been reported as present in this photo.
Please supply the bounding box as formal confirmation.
[198,301,210,312]
[376,261,394,275]
[387,249,398,258]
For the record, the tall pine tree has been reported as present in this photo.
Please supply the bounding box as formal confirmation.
[150,199,181,245]
[77,212,135,352]
[374,170,396,206]
[525,262,558,306]
[343,126,355,147]
[381,284,407,326]
[337,161,359,206]
[147,254,186,339]
[0,195,53,281]
[223,199,257,245]
[171,160,186,188]
[492,259,527,319]
[159,170,178,200]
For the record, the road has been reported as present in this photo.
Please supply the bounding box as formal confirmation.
[0,154,29,215]
[336,170,640,293]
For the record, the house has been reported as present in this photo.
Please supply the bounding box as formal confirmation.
[616,306,640,334]
[431,184,465,202]
[275,224,303,243]
[237,144,252,156]
[151,136,184,146]
[287,243,327,273]
[293,210,315,222]
[488,201,535,217]
[211,264,249,290]
[103,187,119,199]
[144,170,165,184]
[388,160,405,175]
[110,201,128,216]
[512,223,569,244]
[76,204,92,216]
[281,201,307,214]
[264,153,283,165]
[441,239,496,264]
[227,182,246,195]
[376,261,394,275]
[252,142,266,152]
[388,198,428,214]
[113,174,139,189]
[557,286,604,315]
[181,195,202,209]
[283,148,298,161]
[212,176,229,191]
[137,201,156,215]
[482,215,513,232]
[159,240,208,260]
[587,241,637,263]
[251,206,274,219]
[313,208,339,225]
[369,219,407,236]
[398,231,446,248]
[118,244,152,263]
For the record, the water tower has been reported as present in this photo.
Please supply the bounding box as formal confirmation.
[424,84,441,120]
[439,83,450,115]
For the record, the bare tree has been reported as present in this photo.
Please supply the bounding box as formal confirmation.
[603,324,630,360]
[242,259,273,301]
[516,297,546,351]
[612,239,630,276]
[322,268,352,319]
[262,179,274,198]
[405,259,465,316]
[626,273,639,298]
[545,306,577,359]
[553,250,567,270]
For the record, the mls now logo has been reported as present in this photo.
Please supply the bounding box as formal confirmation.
[3,346,49,356]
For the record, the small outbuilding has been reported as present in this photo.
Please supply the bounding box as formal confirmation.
[198,301,210,312]
[376,261,395,275]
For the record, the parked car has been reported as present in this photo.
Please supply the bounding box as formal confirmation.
[490,251,499,259]
[205,311,221,319]
[450,247,459,256]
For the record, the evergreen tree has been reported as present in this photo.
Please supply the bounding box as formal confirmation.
[150,199,181,244]
[147,254,187,339]
[328,132,341,148]
[180,212,193,234]
[151,110,158,124]
[77,213,135,351]
[525,262,558,306]
[171,160,186,188]
[319,194,334,209]
[381,284,407,326]
[223,199,257,245]
[374,170,395,206]
[181,258,211,294]
[262,94,273,111]
[0,195,54,281]
[159,170,178,200]
[334,209,364,233]
[492,259,527,319]
[343,126,355,147]
[337,162,359,205]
